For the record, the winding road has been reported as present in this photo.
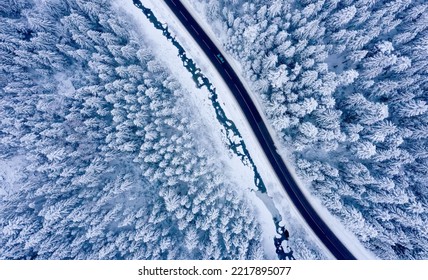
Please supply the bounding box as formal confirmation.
[162,0,356,260]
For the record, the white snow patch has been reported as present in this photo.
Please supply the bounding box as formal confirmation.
[0,156,26,196]
[54,73,76,98]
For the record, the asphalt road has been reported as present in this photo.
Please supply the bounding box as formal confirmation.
[164,0,356,260]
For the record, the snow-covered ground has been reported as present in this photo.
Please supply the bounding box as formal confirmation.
[178,0,377,259]
[116,0,336,259]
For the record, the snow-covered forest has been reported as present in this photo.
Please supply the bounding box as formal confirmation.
[187,0,428,259]
[0,0,266,259]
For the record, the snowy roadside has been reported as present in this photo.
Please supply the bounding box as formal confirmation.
[123,0,334,259]
[179,0,377,260]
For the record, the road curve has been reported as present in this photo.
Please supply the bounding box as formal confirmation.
[163,0,356,260]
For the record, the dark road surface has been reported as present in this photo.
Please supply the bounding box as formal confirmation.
[163,0,356,260]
